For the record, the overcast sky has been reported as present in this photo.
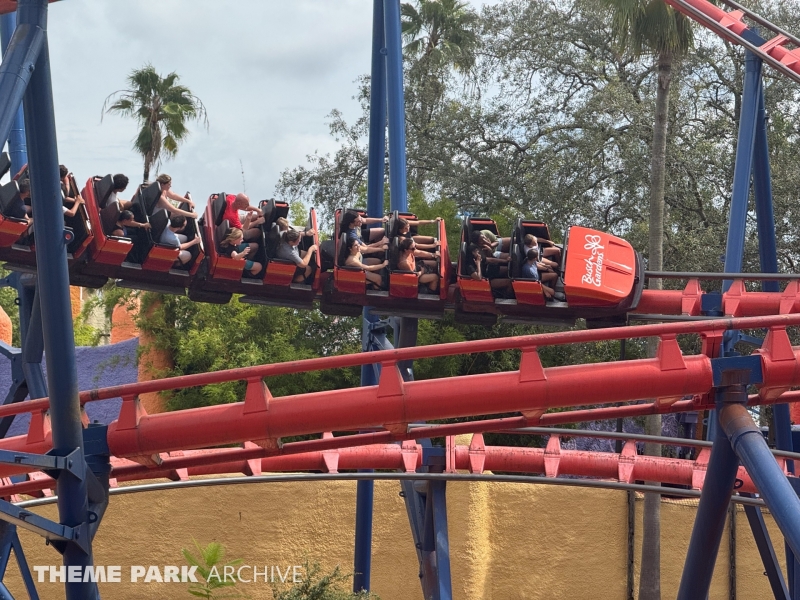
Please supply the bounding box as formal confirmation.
[2,0,500,211]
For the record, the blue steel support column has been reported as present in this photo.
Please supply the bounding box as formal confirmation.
[752,84,778,293]
[0,6,42,154]
[722,50,762,292]
[0,12,28,173]
[19,0,96,598]
[383,0,407,212]
[750,68,800,596]
[721,403,800,559]
[382,4,450,595]
[353,0,387,592]
[677,376,744,600]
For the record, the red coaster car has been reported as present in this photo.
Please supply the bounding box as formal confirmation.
[321,208,451,319]
[188,195,320,308]
[78,176,204,294]
[456,217,643,326]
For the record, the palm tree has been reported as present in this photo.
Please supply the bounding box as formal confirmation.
[401,0,478,73]
[602,1,693,598]
[401,0,478,189]
[103,64,208,182]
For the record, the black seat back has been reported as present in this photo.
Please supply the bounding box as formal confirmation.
[213,193,227,226]
[101,201,122,236]
[265,224,282,259]
[0,180,19,215]
[0,180,27,221]
[0,152,10,180]
[320,239,335,271]
[140,181,162,215]
[387,211,399,238]
[460,242,469,276]
[338,232,350,266]
[389,238,402,271]
[95,175,115,210]
[150,209,170,244]
[260,200,274,227]
[510,243,523,279]
[215,220,231,253]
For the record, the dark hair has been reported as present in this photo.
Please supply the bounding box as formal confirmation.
[18,179,30,195]
[112,174,129,191]
[470,231,483,244]
[398,218,409,229]
[467,243,481,256]
[285,229,300,242]
[59,165,69,179]
[526,248,538,261]
[170,215,187,228]
[339,235,359,265]
[119,210,134,222]
[399,237,414,252]
[341,210,359,231]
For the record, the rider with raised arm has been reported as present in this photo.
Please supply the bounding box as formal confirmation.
[153,174,198,219]
[396,217,440,249]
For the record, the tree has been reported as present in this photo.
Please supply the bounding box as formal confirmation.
[130,293,362,410]
[602,1,692,598]
[103,64,208,182]
[402,0,478,189]
[401,0,478,73]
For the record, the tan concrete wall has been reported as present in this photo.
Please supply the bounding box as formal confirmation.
[1,482,783,599]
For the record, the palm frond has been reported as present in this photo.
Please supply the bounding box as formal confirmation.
[100,63,209,179]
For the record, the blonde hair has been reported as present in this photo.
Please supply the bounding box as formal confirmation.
[275,217,289,231]
[155,174,172,185]
[222,228,244,247]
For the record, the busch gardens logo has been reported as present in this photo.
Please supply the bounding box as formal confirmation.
[581,234,604,287]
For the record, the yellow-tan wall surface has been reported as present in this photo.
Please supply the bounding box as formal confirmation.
[3,481,783,599]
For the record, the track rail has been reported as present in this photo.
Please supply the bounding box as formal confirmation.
[1,433,788,503]
[0,314,793,480]
[12,473,768,509]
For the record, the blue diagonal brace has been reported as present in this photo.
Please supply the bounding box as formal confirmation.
[11,529,40,599]
[0,499,80,548]
[0,447,82,477]
[0,581,13,600]
[0,521,39,599]
[0,19,43,153]
[742,494,790,599]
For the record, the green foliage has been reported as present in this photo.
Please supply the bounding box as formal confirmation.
[270,560,379,600]
[182,540,245,599]
[402,0,479,73]
[103,63,209,182]
[72,320,102,347]
[604,0,693,58]
[278,0,800,281]
[134,293,360,411]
